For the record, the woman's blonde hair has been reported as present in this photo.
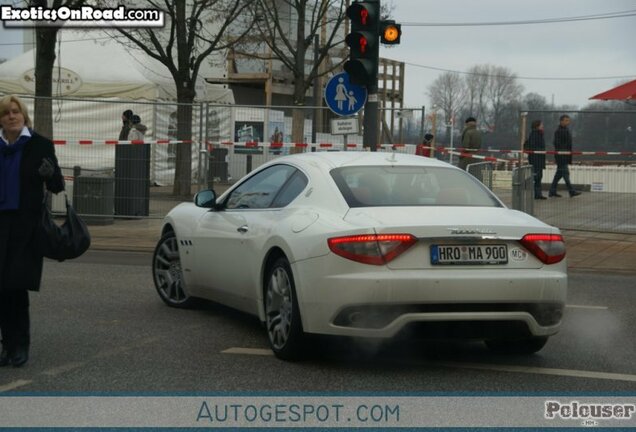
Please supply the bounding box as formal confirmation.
[0,95,32,128]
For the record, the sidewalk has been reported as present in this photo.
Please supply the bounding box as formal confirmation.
[87,218,636,273]
[558,230,636,273]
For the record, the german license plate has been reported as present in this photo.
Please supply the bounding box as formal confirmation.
[431,244,508,265]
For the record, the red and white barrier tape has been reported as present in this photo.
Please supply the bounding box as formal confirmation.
[50,139,636,157]
[424,145,636,157]
[212,141,363,149]
[434,148,510,164]
[53,139,194,145]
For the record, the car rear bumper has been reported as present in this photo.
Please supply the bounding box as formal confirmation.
[293,257,567,339]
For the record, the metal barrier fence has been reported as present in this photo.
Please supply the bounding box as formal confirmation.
[51,141,636,234]
[511,165,535,216]
[5,95,636,233]
[521,109,636,157]
[50,140,636,235]
[533,165,636,234]
[517,109,636,233]
[466,162,494,190]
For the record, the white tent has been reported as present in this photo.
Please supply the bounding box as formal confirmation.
[0,29,234,186]
[0,29,232,100]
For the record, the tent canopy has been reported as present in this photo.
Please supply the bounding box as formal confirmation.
[0,30,231,102]
[589,79,636,101]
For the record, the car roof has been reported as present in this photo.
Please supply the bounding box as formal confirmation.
[270,151,453,171]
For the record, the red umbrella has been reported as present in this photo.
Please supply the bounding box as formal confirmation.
[589,79,636,101]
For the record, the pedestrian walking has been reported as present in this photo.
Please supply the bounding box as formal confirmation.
[119,109,134,141]
[458,117,482,170]
[526,120,547,199]
[128,115,147,141]
[0,95,65,368]
[548,114,581,197]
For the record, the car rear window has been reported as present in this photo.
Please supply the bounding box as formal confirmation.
[330,166,502,208]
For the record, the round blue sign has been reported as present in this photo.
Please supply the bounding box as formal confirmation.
[324,72,367,116]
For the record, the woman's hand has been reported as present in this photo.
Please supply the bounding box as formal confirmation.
[38,158,55,179]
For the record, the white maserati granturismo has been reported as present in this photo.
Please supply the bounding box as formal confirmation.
[152,151,567,360]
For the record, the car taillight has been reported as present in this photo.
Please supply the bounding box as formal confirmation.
[520,234,566,264]
[327,234,417,265]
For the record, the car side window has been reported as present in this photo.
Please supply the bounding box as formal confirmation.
[226,165,297,210]
[271,171,308,208]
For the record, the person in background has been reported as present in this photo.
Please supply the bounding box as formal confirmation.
[119,109,134,141]
[416,133,435,157]
[458,117,482,170]
[526,120,547,200]
[128,115,147,142]
[0,95,65,368]
[549,114,581,198]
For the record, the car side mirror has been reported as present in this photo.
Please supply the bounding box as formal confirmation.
[194,189,217,209]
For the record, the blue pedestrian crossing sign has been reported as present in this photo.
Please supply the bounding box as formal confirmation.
[324,72,367,116]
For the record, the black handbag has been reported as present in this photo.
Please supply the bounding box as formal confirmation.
[40,192,91,261]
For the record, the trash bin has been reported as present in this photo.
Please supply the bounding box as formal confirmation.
[114,144,150,217]
[208,147,229,184]
[74,175,115,225]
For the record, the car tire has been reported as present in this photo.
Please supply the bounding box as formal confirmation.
[152,231,195,309]
[484,336,549,355]
[265,257,305,361]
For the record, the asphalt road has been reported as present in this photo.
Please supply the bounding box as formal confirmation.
[1,250,635,393]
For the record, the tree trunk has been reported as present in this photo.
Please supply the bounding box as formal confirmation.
[291,108,305,146]
[173,85,195,197]
[33,26,58,139]
[172,0,195,197]
[291,72,307,145]
[291,2,307,144]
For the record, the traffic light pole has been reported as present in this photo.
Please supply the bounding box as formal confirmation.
[364,88,379,152]
[344,0,400,151]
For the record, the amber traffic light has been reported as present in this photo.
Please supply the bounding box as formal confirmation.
[380,20,401,45]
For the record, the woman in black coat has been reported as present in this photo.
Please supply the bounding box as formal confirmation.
[526,120,547,199]
[0,95,65,367]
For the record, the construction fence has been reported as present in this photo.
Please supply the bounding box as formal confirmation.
[6,95,636,234]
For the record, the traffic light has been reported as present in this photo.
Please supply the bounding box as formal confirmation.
[344,1,380,87]
[380,20,401,45]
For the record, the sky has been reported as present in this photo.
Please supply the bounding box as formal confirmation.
[381,0,636,110]
[0,0,27,60]
[1,0,635,111]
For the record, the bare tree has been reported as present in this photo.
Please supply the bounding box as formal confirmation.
[427,71,465,140]
[249,0,347,142]
[463,65,489,121]
[484,65,523,132]
[114,0,253,196]
[29,0,85,139]
[380,0,395,19]
[522,92,550,112]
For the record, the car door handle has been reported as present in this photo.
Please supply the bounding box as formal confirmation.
[237,225,249,234]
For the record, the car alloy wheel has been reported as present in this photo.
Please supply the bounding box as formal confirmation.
[152,232,194,308]
[265,257,304,360]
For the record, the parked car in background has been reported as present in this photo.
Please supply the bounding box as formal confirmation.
[152,152,567,360]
